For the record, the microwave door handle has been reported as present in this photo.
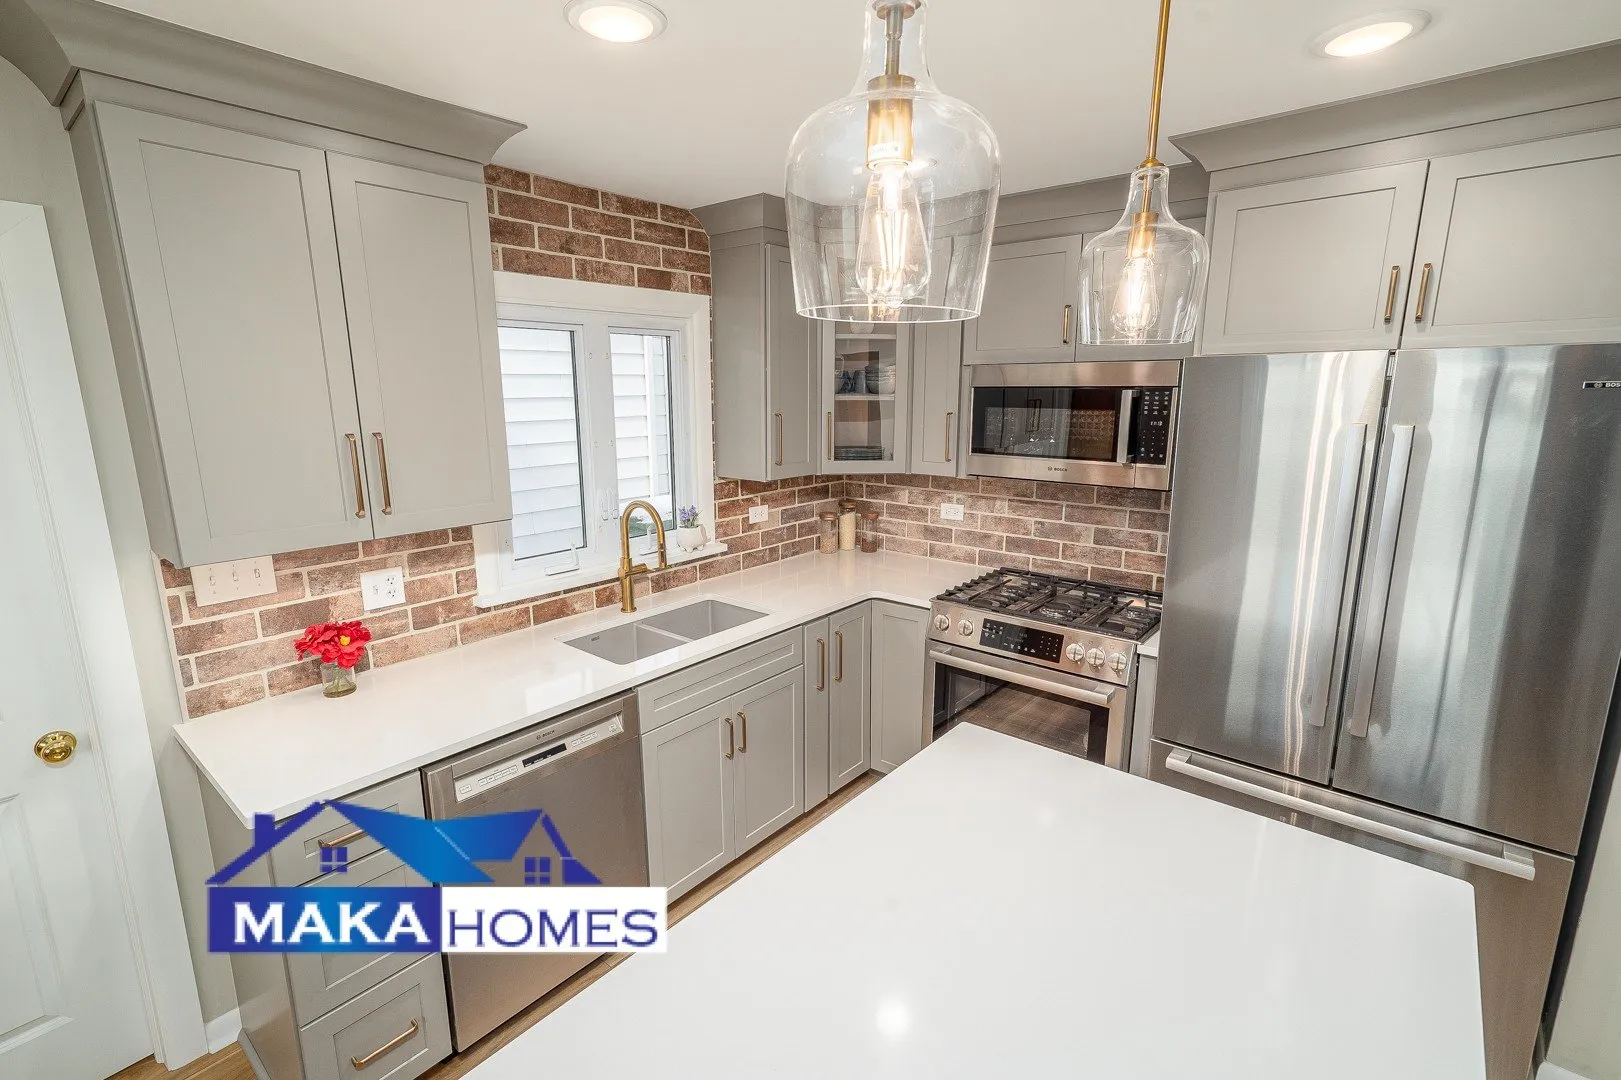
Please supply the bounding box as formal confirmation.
[1116,389,1138,463]
[928,647,1119,708]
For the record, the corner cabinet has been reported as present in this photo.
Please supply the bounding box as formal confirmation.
[907,321,965,477]
[1402,129,1621,347]
[76,101,510,566]
[820,323,911,474]
[869,601,928,773]
[1198,162,1428,355]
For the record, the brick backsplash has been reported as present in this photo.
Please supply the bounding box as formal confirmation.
[164,164,1171,718]
[484,165,710,295]
[844,475,1171,592]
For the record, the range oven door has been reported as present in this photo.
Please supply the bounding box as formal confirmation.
[964,360,1179,489]
[925,643,1131,767]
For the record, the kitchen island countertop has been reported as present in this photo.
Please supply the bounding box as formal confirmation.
[469,724,1485,1080]
[174,551,979,823]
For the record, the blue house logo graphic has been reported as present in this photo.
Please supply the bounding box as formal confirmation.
[206,803,664,956]
[207,801,600,888]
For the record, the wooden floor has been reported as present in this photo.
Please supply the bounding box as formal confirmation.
[112,772,881,1080]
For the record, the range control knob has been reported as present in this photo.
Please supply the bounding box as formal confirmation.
[1109,653,1129,674]
[1065,643,1087,663]
[958,619,975,637]
[933,614,950,632]
[1085,648,1106,668]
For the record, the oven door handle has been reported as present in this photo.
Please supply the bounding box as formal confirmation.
[928,646,1120,708]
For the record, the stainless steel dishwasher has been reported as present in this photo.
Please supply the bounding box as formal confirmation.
[422,690,648,1050]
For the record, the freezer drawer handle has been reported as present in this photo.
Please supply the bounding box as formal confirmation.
[1163,749,1537,881]
[1346,424,1415,738]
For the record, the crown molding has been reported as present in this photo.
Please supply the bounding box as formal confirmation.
[0,0,523,163]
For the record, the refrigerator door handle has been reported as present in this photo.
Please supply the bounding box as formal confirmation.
[1164,749,1538,881]
[1299,424,1367,728]
[1346,423,1416,739]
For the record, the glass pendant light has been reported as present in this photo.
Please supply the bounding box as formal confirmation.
[785,1,1000,322]
[1078,0,1208,345]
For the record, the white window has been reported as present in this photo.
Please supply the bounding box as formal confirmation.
[474,275,718,606]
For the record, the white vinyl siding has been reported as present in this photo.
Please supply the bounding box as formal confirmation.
[497,325,586,561]
[611,331,675,524]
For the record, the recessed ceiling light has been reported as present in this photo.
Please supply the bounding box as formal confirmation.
[565,0,667,43]
[1311,10,1431,58]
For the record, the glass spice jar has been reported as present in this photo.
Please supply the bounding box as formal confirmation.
[858,511,880,553]
[818,511,839,554]
[837,498,858,551]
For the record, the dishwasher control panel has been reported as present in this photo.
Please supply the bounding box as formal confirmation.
[454,713,624,802]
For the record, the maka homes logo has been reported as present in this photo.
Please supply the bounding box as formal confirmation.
[206,801,665,955]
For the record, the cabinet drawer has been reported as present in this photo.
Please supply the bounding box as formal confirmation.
[636,630,802,735]
[270,772,424,887]
[288,850,426,1024]
[299,955,450,1080]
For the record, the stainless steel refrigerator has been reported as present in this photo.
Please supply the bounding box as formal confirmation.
[1150,346,1621,1080]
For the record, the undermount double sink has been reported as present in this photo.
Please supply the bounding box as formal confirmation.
[564,599,767,665]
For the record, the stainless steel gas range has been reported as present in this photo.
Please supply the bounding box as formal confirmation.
[925,569,1161,768]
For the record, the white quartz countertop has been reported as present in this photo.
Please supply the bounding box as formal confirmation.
[174,551,978,823]
[471,725,1485,1080]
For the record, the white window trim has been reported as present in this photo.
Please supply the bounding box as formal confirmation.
[474,273,721,607]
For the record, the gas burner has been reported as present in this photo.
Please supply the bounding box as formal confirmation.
[939,568,1163,642]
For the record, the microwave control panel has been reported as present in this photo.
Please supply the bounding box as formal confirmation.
[1133,388,1176,466]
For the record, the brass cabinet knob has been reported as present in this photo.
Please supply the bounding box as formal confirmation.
[34,730,77,765]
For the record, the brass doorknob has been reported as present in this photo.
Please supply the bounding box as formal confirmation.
[34,731,77,765]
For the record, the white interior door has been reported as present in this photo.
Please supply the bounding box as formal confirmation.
[0,205,152,1079]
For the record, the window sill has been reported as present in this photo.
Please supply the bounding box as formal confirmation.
[473,541,729,609]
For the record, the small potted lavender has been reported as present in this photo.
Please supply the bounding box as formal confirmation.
[675,504,707,553]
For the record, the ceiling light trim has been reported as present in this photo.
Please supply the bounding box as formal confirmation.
[1311,10,1432,58]
[565,0,668,44]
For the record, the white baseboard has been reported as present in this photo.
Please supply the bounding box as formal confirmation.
[204,1008,242,1054]
[1538,1062,1593,1080]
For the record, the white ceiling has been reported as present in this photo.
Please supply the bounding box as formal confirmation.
[101,0,1621,209]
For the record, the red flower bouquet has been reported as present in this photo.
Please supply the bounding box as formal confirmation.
[295,620,371,698]
[294,620,372,668]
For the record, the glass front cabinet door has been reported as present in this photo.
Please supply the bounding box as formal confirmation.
[820,322,911,474]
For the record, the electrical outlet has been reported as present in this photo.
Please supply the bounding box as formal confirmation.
[939,501,966,522]
[360,567,405,611]
[190,557,276,608]
[748,505,770,525]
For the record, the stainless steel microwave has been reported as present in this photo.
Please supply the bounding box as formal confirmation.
[963,361,1180,489]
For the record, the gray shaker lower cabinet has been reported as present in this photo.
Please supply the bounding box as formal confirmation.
[641,700,738,901]
[732,668,806,854]
[803,620,833,807]
[870,601,928,773]
[828,605,872,792]
[91,103,373,564]
[297,958,451,1080]
[328,155,511,535]
[1402,128,1621,347]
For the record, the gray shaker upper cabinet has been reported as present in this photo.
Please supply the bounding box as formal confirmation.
[95,105,373,564]
[963,236,1082,365]
[1402,129,1621,347]
[708,239,817,482]
[328,155,511,536]
[1198,162,1428,355]
[908,321,965,477]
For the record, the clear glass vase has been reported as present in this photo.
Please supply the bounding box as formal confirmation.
[320,662,358,698]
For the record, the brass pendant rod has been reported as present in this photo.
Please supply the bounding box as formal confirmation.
[1141,0,1173,168]
[882,3,907,78]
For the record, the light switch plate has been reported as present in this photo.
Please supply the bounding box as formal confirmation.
[939,501,966,522]
[360,567,406,611]
[190,557,277,608]
[748,505,770,524]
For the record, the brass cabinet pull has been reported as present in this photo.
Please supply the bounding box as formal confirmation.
[1062,304,1073,345]
[773,412,784,467]
[724,716,735,759]
[738,711,748,754]
[1383,265,1400,324]
[825,411,833,461]
[944,411,955,463]
[345,434,366,518]
[1414,262,1433,323]
[372,432,393,515]
[835,629,845,682]
[816,638,827,691]
[318,827,366,850]
[350,1018,419,1070]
